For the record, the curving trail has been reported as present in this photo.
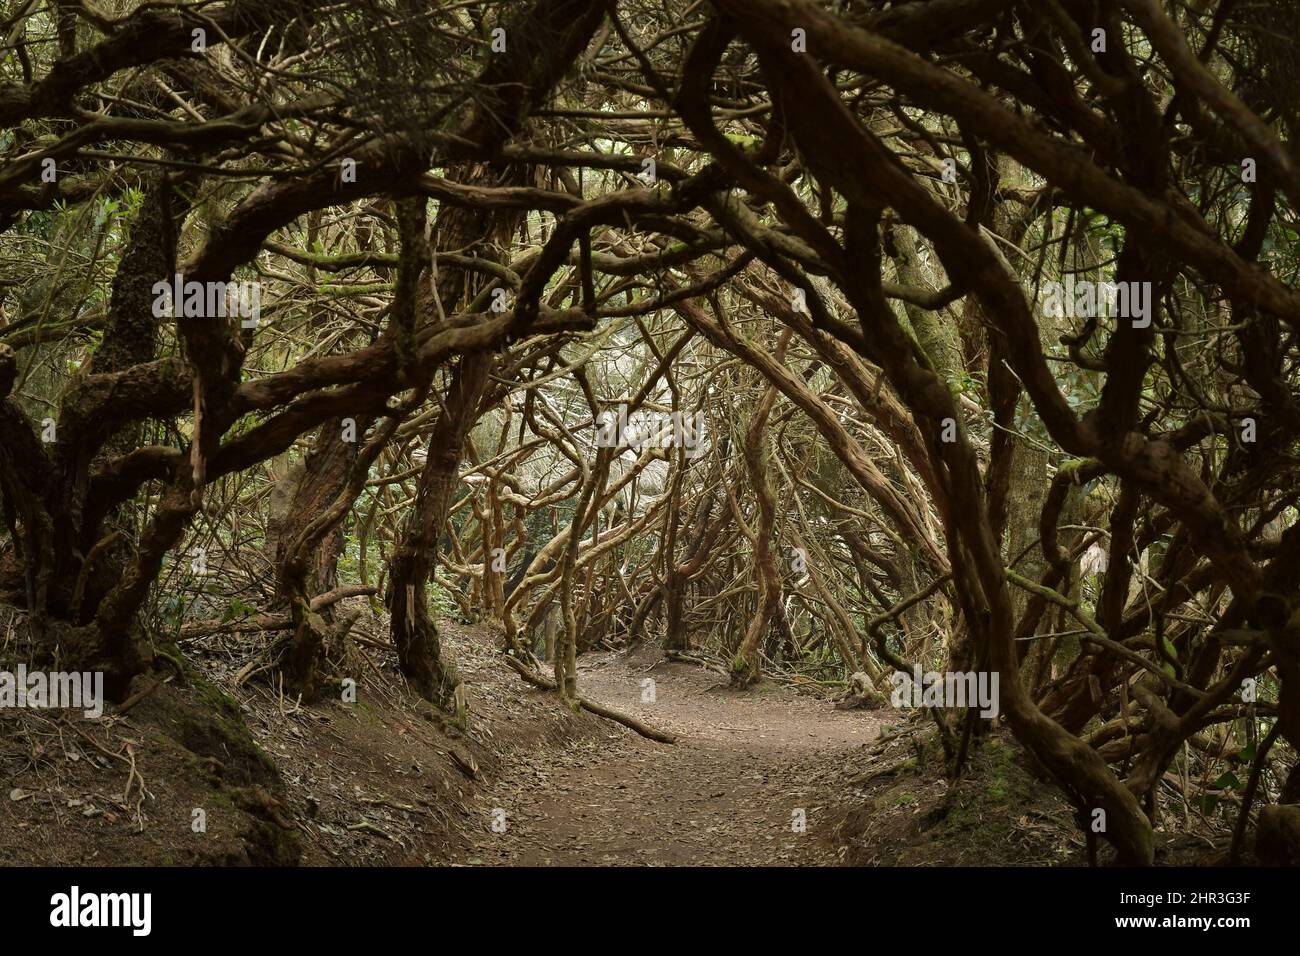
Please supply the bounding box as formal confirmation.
[459,649,887,866]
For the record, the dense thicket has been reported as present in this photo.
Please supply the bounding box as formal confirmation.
[3,0,1299,865]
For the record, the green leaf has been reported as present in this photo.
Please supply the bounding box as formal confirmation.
[1213,771,1243,792]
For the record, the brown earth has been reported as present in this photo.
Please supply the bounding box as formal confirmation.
[2,609,1108,867]
[454,647,888,865]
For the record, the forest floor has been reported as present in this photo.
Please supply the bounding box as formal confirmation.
[453,646,884,865]
[5,607,1228,866]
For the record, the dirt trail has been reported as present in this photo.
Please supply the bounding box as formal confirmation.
[458,649,888,866]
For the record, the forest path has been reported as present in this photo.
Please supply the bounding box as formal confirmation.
[458,648,888,866]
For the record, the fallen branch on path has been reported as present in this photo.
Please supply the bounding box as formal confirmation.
[501,654,677,744]
[663,650,729,676]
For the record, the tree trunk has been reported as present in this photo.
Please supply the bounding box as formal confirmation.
[386,353,491,710]
[731,362,784,687]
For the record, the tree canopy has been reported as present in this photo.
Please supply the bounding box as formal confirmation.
[2,0,1299,867]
